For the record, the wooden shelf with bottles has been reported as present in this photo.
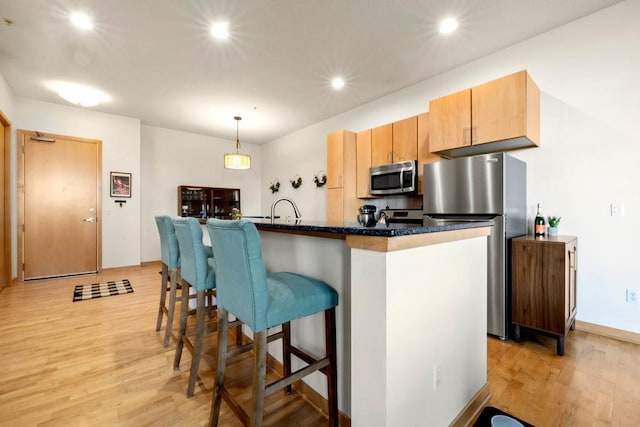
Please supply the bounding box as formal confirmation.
[177,186,240,223]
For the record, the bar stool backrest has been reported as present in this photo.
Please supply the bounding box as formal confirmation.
[174,217,214,291]
[155,215,181,269]
[206,219,269,332]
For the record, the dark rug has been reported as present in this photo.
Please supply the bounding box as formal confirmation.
[473,406,535,427]
[73,279,133,302]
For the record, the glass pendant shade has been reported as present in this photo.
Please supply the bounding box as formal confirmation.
[224,116,251,170]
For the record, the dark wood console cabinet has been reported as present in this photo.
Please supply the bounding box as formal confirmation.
[177,186,240,222]
[511,235,578,355]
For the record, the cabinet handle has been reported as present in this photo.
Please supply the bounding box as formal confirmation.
[339,175,343,187]
[569,248,576,269]
[471,127,477,144]
[388,152,392,163]
[463,127,470,144]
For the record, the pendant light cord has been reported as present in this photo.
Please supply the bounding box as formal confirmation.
[234,116,242,152]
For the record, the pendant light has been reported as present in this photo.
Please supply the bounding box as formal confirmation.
[224,116,251,170]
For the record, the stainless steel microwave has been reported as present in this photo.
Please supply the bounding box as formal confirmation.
[369,160,418,195]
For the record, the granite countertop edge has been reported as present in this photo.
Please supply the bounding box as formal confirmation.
[250,219,494,237]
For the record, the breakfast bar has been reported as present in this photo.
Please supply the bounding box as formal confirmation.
[250,219,492,427]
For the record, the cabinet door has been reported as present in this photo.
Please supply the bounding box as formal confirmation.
[356,129,372,198]
[428,88,471,153]
[416,113,440,195]
[392,116,417,162]
[327,130,344,188]
[472,70,534,146]
[326,188,343,223]
[371,123,393,167]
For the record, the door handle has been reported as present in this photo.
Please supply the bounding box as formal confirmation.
[83,217,97,223]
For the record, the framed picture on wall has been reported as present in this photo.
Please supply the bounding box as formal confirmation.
[110,172,131,197]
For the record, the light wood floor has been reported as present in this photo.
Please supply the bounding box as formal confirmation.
[1,262,639,426]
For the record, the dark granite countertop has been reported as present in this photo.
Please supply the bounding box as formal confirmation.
[250,218,494,237]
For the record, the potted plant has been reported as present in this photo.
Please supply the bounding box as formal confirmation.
[547,216,561,236]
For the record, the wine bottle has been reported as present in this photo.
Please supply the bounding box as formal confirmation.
[534,203,546,237]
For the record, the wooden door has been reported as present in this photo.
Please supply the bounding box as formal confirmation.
[391,116,417,162]
[371,123,392,167]
[19,130,101,280]
[0,112,7,290]
[428,88,471,153]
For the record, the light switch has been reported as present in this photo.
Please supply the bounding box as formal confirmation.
[610,203,625,217]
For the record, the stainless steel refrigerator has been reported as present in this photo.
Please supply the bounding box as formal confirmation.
[423,152,526,339]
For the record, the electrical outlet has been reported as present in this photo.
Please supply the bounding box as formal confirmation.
[626,289,639,304]
[611,203,625,217]
[433,364,442,389]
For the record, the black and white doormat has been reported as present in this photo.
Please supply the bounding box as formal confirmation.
[73,279,133,302]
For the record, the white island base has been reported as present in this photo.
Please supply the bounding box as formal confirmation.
[350,235,488,427]
[255,223,491,427]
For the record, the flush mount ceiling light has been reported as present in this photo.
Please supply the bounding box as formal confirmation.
[331,77,345,90]
[48,81,109,107]
[224,116,251,170]
[210,22,229,39]
[70,12,93,30]
[439,17,458,34]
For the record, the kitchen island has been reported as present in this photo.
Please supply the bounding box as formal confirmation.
[245,219,492,427]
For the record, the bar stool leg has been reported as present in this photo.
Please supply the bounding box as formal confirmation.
[210,309,229,427]
[187,291,206,397]
[163,269,179,347]
[282,322,292,394]
[173,280,191,370]
[156,263,169,331]
[325,308,338,427]
[251,330,268,427]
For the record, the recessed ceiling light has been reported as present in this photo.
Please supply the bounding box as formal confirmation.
[70,12,93,30]
[48,81,109,107]
[210,22,229,40]
[331,77,345,90]
[439,17,458,34]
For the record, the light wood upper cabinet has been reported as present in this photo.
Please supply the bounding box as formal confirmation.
[428,89,471,152]
[327,130,345,189]
[472,70,540,147]
[429,70,540,157]
[371,117,418,167]
[392,116,418,162]
[371,123,393,167]
[416,112,440,195]
[356,129,372,198]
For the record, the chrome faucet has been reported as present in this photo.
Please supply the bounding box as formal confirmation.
[270,197,302,223]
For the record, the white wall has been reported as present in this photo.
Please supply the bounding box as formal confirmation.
[14,97,141,269]
[261,0,640,333]
[0,73,14,120]
[140,125,262,262]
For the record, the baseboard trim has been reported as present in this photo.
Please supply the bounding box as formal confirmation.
[575,320,640,345]
[450,382,492,427]
[266,352,351,427]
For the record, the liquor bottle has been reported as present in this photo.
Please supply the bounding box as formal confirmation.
[534,203,546,237]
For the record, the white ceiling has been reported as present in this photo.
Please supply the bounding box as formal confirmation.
[0,0,623,144]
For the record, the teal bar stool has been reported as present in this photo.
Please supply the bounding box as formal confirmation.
[173,217,218,398]
[206,219,339,427]
[154,215,182,347]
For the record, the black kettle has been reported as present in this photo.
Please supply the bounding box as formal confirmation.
[358,205,377,227]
